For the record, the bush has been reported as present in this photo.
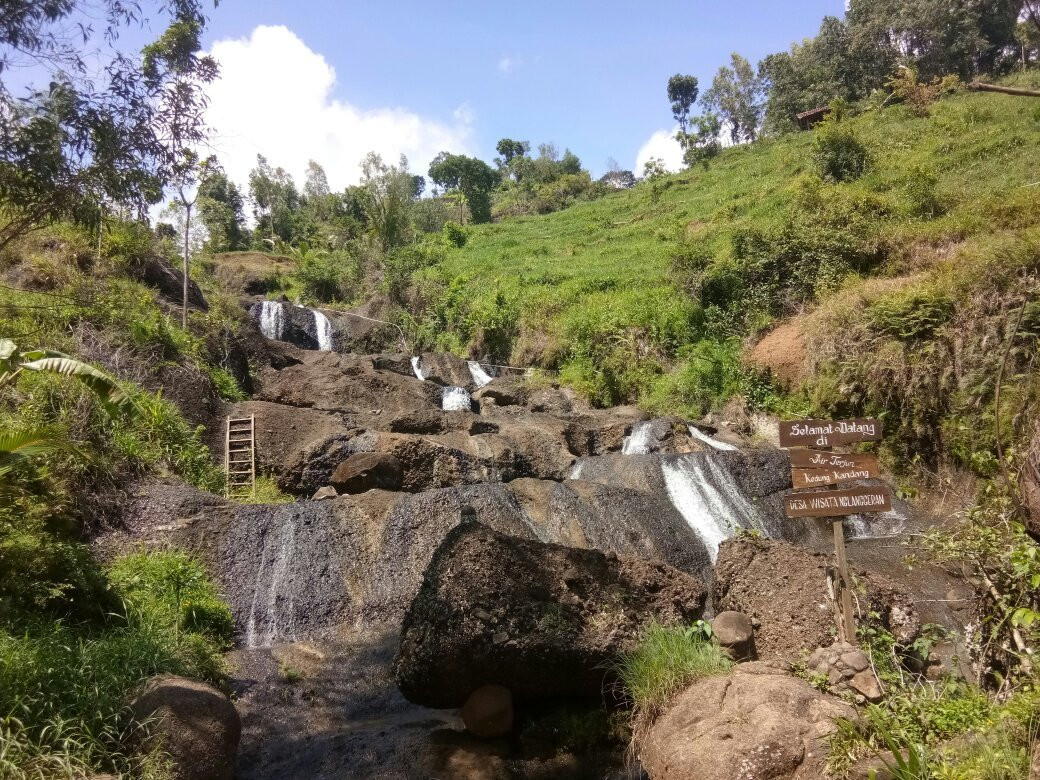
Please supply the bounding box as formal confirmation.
[614,622,733,724]
[0,549,232,778]
[904,164,944,219]
[810,119,870,182]
[442,220,467,248]
[296,249,359,303]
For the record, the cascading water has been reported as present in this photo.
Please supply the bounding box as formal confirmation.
[622,421,653,455]
[568,460,586,480]
[661,453,767,561]
[245,514,298,648]
[442,386,471,411]
[468,360,493,388]
[410,356,426,381]
[313,309,334,351]
[688,424,738,452]
[258,300,285,341]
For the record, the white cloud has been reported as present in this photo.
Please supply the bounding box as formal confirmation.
[201,25,474,194]
[497,55,522,74]
[634,126,684,175]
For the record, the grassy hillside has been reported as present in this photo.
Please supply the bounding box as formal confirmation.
[407,75,1040,476]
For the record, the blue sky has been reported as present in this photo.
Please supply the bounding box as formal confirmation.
[13,1,843,192]
[191,0,842,187]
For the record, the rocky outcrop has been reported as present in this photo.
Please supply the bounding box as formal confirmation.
[130,674,240,780]
[130,254,208,311]
[640,662,854,780]
[394,522,707,708]
[330,452,404,493]
[713,537,920,660]
[807,642,882,702]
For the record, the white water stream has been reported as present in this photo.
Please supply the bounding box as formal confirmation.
[661,454,765,562]
[258,300,285,341]
[246,515,298,648]
[468,361,493,388]
[688,424,738,451]
[442,386,471,411]
[410,356,426,381]
[622,421,653,455]
[313,310,334,351]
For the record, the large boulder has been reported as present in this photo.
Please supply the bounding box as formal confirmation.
[330,452,404,493]
[713,536,920,661]
[640,662,854,780]
[394,522,707,707]
[130,254,208,311]
[129,674,240,780]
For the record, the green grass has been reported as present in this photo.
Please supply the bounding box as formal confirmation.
[613,622,733,724]
[0,550,231,779]
[406,80,1040,421]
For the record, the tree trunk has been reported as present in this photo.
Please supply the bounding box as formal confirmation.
[967,82,1040,98]
[182,200,191,329]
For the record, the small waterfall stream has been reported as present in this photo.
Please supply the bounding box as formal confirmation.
[688,424,738,452]
[661,453,766,562]
[468,360,493,388]
[442,386,471,411]
[622,421,653,455]
[313,309,334,351]
[410,356,426,381]
[245,514,299,648]
[258,300,285,341]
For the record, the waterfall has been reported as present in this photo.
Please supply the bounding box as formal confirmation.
[568,460,586,480]
[258,300,285,341]
[688,424,738,452]
[442,386,471,411]
[622,421,653,455]
[468,360,493,388]
[661,454,764,562]
[410,356,426,381]
[313,309,334,351]
[245,515,298,648]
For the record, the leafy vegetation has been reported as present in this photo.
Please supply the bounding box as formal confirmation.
[613,622,733,726]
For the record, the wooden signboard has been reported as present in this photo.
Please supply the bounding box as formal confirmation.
[792,465,879,489]
[779,418,882,448]
[788,450,879,471]
[785,485,893,518]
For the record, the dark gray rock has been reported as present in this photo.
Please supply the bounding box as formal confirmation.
[331,452,404,494]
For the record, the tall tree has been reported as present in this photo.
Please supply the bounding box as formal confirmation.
[360,153,415,250]
[667,74,700,135]
[702,53,763,143]
[0,0,217,252]
[197,164,247,252]
[428,153,499,224]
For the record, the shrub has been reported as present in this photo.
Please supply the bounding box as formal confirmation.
[614,622,733,724]
[810,119,870,182]
[442,220,467,248]
[296,249,357,303]
[904,164,944,219]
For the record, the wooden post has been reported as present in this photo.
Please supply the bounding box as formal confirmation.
[832,517,857,643]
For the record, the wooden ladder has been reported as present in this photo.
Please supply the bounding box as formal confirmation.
[225,415,256,500]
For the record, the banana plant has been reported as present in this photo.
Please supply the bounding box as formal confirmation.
[0,338,134,415]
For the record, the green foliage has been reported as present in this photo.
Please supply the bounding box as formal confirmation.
[442,220,467,248]
[428,153,498,224]
[614,621,734,723]
[810,118,870,182]
[701,53,762,143]
[903,164,945,219]
[867,287,954,340]
[0,550,231,778]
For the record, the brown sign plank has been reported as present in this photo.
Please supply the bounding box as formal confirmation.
[785,486,892,518]
[788,450,879,471]
[792,465,879,488]
[779,418,882,448]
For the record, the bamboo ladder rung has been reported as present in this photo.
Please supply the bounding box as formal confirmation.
[224,415,256,499]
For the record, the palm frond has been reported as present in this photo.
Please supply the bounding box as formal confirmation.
[20,356,134,413]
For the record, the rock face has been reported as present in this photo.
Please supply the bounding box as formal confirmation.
[130,254,208,311]
[711,610,755,661]
[640,662,854,780]
[394,522,707,708]
[713,536,921,660]
[130,674,241,780]
[330,452,404,493]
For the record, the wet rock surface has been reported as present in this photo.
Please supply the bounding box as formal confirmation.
[641,661,854,780]
[394,522,707,707]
